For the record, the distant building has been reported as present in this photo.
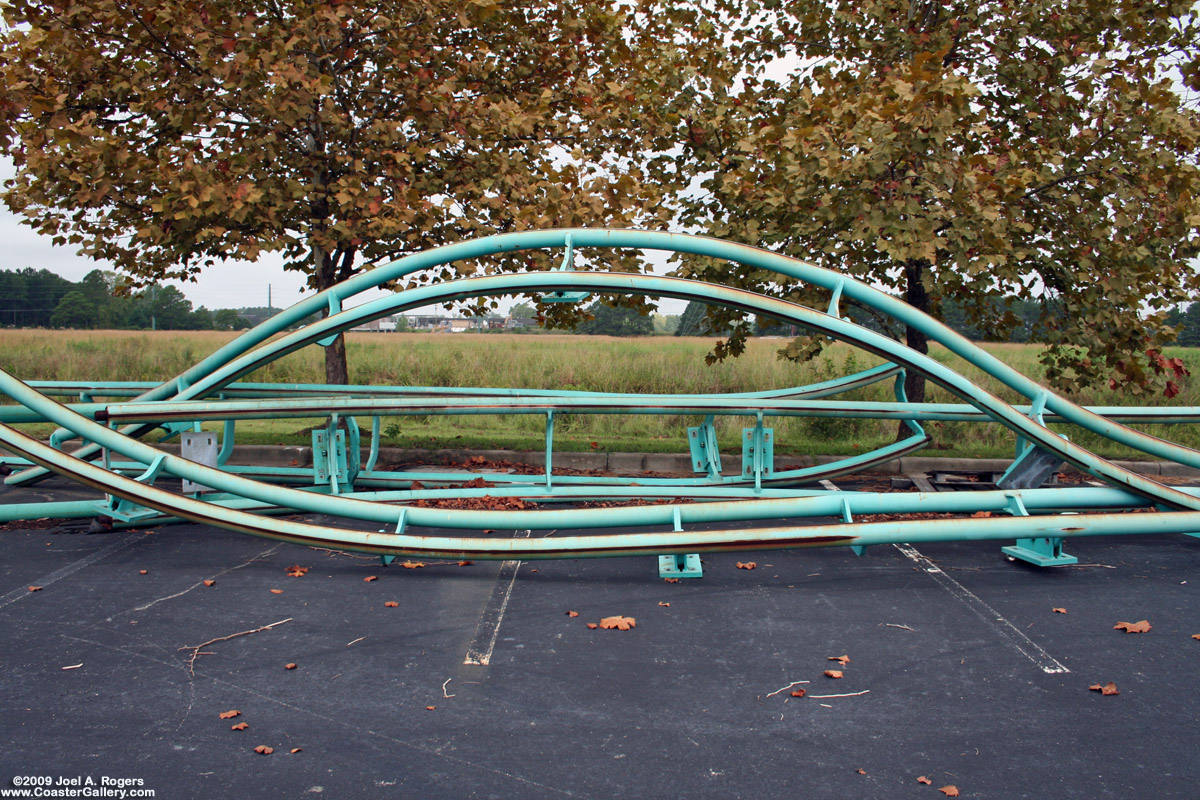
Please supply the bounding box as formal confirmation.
[350,315,401,332]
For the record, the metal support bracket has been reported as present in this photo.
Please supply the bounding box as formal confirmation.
[49,429,80,450]
[381,508,407,566]
[1001,537,1078,567]
[181,430,219,494]
[312,420,354,494]
[97,497,162,522]
[544,410,555,489]
[841,496,868,556]
[364,416,382,473]
[688,415,722,477]
[657,507,702,578]
[999,492,1077,566]
[827,278,845,318]
[217,420,236,467]
[542,234,591,303]
[1000,393,1065,490]
[741,413,774,490]
[156,420,195,442]
[316,295,343,347]
[658,553,703,578]
[94,454,168,522]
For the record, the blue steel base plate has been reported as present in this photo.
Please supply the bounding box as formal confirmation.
[658,553,703,579]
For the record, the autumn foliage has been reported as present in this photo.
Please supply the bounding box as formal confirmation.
[678,0,1200,399]
[0,0,734,383]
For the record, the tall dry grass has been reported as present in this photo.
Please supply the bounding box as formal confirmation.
[2,329,1197,457]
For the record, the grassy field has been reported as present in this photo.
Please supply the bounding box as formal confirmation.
[3,328,1200,460]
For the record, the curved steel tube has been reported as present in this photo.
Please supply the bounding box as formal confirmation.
[12,229,1200,487]
[2,268,1197,513]
[2,229,1197,568]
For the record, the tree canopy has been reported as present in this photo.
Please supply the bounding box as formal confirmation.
[678,0,1200,400]
[0,0,733,381]
[577,299,655,337]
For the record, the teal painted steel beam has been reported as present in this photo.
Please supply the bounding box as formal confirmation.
[10,228,1200,487]
[4,265,1199,514]
[3,421,1199,561]
[3,228,1198,571]
[4,475,1197,530]
[22,362,903,402]
[31,265,1185,510]
[80,395,1200,425]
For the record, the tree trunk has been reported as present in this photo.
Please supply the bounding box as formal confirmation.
[313,244,351,386]
[323,331,349,385]
[898,258,930,441]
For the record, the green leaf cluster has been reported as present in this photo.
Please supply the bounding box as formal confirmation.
[679,0,1200,396]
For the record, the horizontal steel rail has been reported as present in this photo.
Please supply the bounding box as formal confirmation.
[3,421,1199,561]
[75,396,1200,425]
[23,362,903,401]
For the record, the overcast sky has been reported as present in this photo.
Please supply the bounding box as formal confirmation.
[0,156,314,311]
[0,156,688,316]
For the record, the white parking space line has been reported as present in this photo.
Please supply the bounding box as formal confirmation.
[463,530,531,667]
[893,542,1070,675]
[0,534,141,612]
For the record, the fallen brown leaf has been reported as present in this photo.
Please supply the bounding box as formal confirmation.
[385,601,399,608]
[1114,620,1151,633]
[856,768,866,775]
[1193,634,1200,640]
[586,623,598,629]
[663,578,680,584]
[658,602,670,607]
[1089,682,1119,695]
[400,561,425,569]
[565,611,579,617]
[939,786,959,797]
[1052,607,1066,614]
[790,689,806,698]
[270,589,283,594]
[230,722,248,731]
[28,586,42,592]
[824,670,844,679]
[917,776,932,785]
[254,745,274,755]
[364,575,378,582]
[736,561,757,570]
[219,710,241,720]
[290,748,302,754]
[458,560,473,566]
[971,511,992,518]
[139,570,148,575]
[284,663,297,670]
[827,655,850,666]
[599,616,637,631]
[285,565,308,577]
[425,705,436,711]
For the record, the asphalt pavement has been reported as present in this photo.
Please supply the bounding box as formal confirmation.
[1,477,1197,799]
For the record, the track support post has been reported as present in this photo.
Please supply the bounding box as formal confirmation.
[688,415,722,478]
[658,507,702,578]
